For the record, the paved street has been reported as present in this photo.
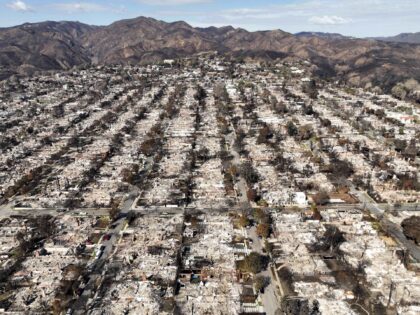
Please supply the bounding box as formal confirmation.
[350,186,420,262]
[247,226,281,315]
[227,126,282,314]
[71,194,136,314]
[226,131,249,205]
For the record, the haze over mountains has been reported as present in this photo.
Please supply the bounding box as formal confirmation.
[374,32,420,44]
[1,16,419,92]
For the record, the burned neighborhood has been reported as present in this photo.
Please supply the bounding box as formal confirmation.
[0,54,419,315]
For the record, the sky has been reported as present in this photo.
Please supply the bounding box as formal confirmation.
[0,0,419,37]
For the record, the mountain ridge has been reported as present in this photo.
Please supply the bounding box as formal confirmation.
[1,16,419,93]
[373,32,420,44]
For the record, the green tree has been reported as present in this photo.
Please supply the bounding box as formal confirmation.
[241,252,268,274]
[240,162,259,185]
[286,121,298,137]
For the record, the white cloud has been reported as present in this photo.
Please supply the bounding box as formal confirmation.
[309,15,351,25]
[7,0,32,12]
[54,2,106,13]
[221,8,286,21]
[137,0,210,5]
[222,8,267,15]
[145,0,420,36]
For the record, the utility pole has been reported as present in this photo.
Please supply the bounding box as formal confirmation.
[387,281,395,308]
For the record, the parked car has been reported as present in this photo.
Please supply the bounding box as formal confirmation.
[103,234,112,241]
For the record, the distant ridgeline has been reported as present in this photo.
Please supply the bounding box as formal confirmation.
[0,17,420,99]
